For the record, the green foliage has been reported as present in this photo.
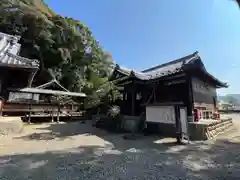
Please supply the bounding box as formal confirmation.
[107,105,120,118]
[235,0,240,7]
[84,80,122,109]
[0,0,120,109]
[225,96,238,105]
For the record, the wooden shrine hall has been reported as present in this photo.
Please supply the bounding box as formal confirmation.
[110,51,228,135]
[0,32,86,122]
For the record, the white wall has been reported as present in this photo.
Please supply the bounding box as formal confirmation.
[146,106,176,124]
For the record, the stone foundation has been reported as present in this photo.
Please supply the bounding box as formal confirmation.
[0,116,23,135]
[188,118,233,141]
[145,122,177,137]
[122,116,141,132]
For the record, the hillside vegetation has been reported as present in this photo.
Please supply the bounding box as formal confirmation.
[218,94,240,105]
[0,0,120,108]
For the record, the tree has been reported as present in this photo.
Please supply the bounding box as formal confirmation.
[0,0,120,110]
[235,0,240,7]
[225,96,238,105]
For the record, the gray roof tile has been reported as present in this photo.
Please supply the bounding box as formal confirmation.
[114,51,228,87]
[116,51,199,80]
[0,32,39,68]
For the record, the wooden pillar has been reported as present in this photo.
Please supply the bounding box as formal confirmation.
[175,106,181,143]
[28,103,32,124]
[121,91,126,115]
[187,74,194,122]
[131,91,135,116]
[0,75,3,116]
[51,106,54,122]
[56,96,60,123]
[131,82,135,116]
[0,99,3,117]
[28,93,34,124]
[57,105,60,123]
[28,112,31,123]
[0,77,2,95]
[153,83,157,103]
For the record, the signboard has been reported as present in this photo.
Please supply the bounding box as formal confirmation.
[146,106,176,124]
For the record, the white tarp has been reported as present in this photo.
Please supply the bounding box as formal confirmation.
[146,106,176,124]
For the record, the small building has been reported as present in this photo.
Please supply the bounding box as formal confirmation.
[110,51,228,138]
[0,32,39,99]
[0,32,86,121]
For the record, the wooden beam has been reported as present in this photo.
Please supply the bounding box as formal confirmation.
[131,90,135,116]
[144,73,186,84]
[131,81,136,116]
[28,104,31,124]
[28,93,34,123]
[57,96,60,123]
[0,99,3,116]
[51,107,54,122]
[28,69,38,87]
[153,83,157,102]
[187,74,194,121]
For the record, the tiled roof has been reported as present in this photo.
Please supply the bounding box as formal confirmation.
[115,51,199,80]
[35,79,69,92]
[0,32,39,68]
[115,65,150,80]
[114,51,228,87]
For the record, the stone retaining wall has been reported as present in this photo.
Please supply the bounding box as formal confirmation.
[188,118,233,141]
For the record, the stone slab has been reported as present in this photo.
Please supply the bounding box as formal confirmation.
[0,116,23,135]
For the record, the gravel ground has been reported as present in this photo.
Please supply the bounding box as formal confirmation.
[0,114,240,180]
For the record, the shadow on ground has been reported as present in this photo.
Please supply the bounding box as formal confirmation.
[0,140,240,179]
[3,121,240,179]
[15,121,182,150]
[17,121,101,141]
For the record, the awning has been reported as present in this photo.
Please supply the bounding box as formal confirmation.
[12,87,86,97]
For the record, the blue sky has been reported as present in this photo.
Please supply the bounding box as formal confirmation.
[45,0,240,95]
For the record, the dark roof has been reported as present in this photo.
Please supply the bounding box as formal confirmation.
[115,51,199,80]
[114,51,228,88]
[142,52,199,73]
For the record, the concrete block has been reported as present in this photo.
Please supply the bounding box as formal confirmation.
[0,116,23,135]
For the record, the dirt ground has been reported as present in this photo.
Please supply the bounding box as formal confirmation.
[0,114,240,180]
